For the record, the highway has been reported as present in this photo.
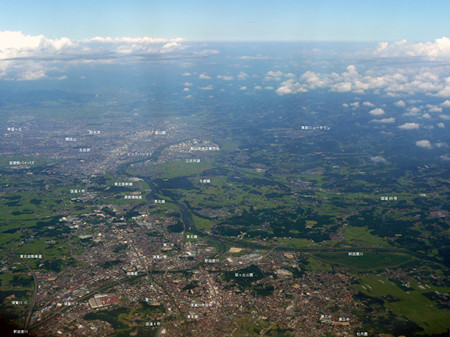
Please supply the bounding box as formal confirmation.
[0,248,38,330]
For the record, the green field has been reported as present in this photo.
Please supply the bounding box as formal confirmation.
[191,213,214,231]
[313,251,412,271]
[342,226,390,247]
[355,276,450,334]
[275,237,313,249]
[151,159,215,179]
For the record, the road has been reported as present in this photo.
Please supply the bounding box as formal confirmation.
[0,248,38,330]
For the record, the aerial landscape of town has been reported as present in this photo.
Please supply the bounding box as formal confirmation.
[0,1,449,337]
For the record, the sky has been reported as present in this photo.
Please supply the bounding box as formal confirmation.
[0,0,449,42]
[0,0,448,154]
[1,0,450,89]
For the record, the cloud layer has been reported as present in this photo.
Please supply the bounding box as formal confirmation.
[0,30,185,80]
[275,64,450,98]
[373,37,450,60]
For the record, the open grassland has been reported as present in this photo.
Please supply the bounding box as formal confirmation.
[313,251,413,272]
[150,159,215,179]
[191,213,214,231]
[355,276,450,334]
[342,226,391,247]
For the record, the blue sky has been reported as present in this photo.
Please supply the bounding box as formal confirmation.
[0,0,449,41]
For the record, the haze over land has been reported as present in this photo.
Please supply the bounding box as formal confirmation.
[0,1,449,336]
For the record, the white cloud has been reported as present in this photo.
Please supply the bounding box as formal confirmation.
[194,49,219,56]
[199,73,211,80]
[441,100,450,107]
[238,72,248,80]
[0,30,186,80]
[239,55,271,60]
[161,40,184,52]
[350,102,360,108]
[0,30,45,50]
[439,114,450,120]
[371,117,395,124]
[184,82,192,86]
[436,77,450,97]
[254,86,262,90]
[369,108,385,116]
[437,122,445,128]
[19,67,47,81]
[300,71,330,88]
[436,142,448,148]
[427,104,442,113]
[86,36,185,55]
[88,36,173,44]
[398,122,420,130]
[217,75,233,81]
[422,113,431,119]
[264,70,284,81]
[363,101,374,107]
[268,62,450,97]
[182,72,192,76]
[275,65,398,94]
[183,88,190,92]
[199,85,213,90]
[239,86,247,90]
[416,140,433,149]
[370,156,387,163]
[264,70,298,82]
[394,100,406,107]
[374,37,450,60]
[403,106,421,116]
[276,79,308,95]
[332,82,352,92]
[0,31,74,80]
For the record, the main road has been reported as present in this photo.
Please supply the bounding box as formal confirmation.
[0,248,38,330]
